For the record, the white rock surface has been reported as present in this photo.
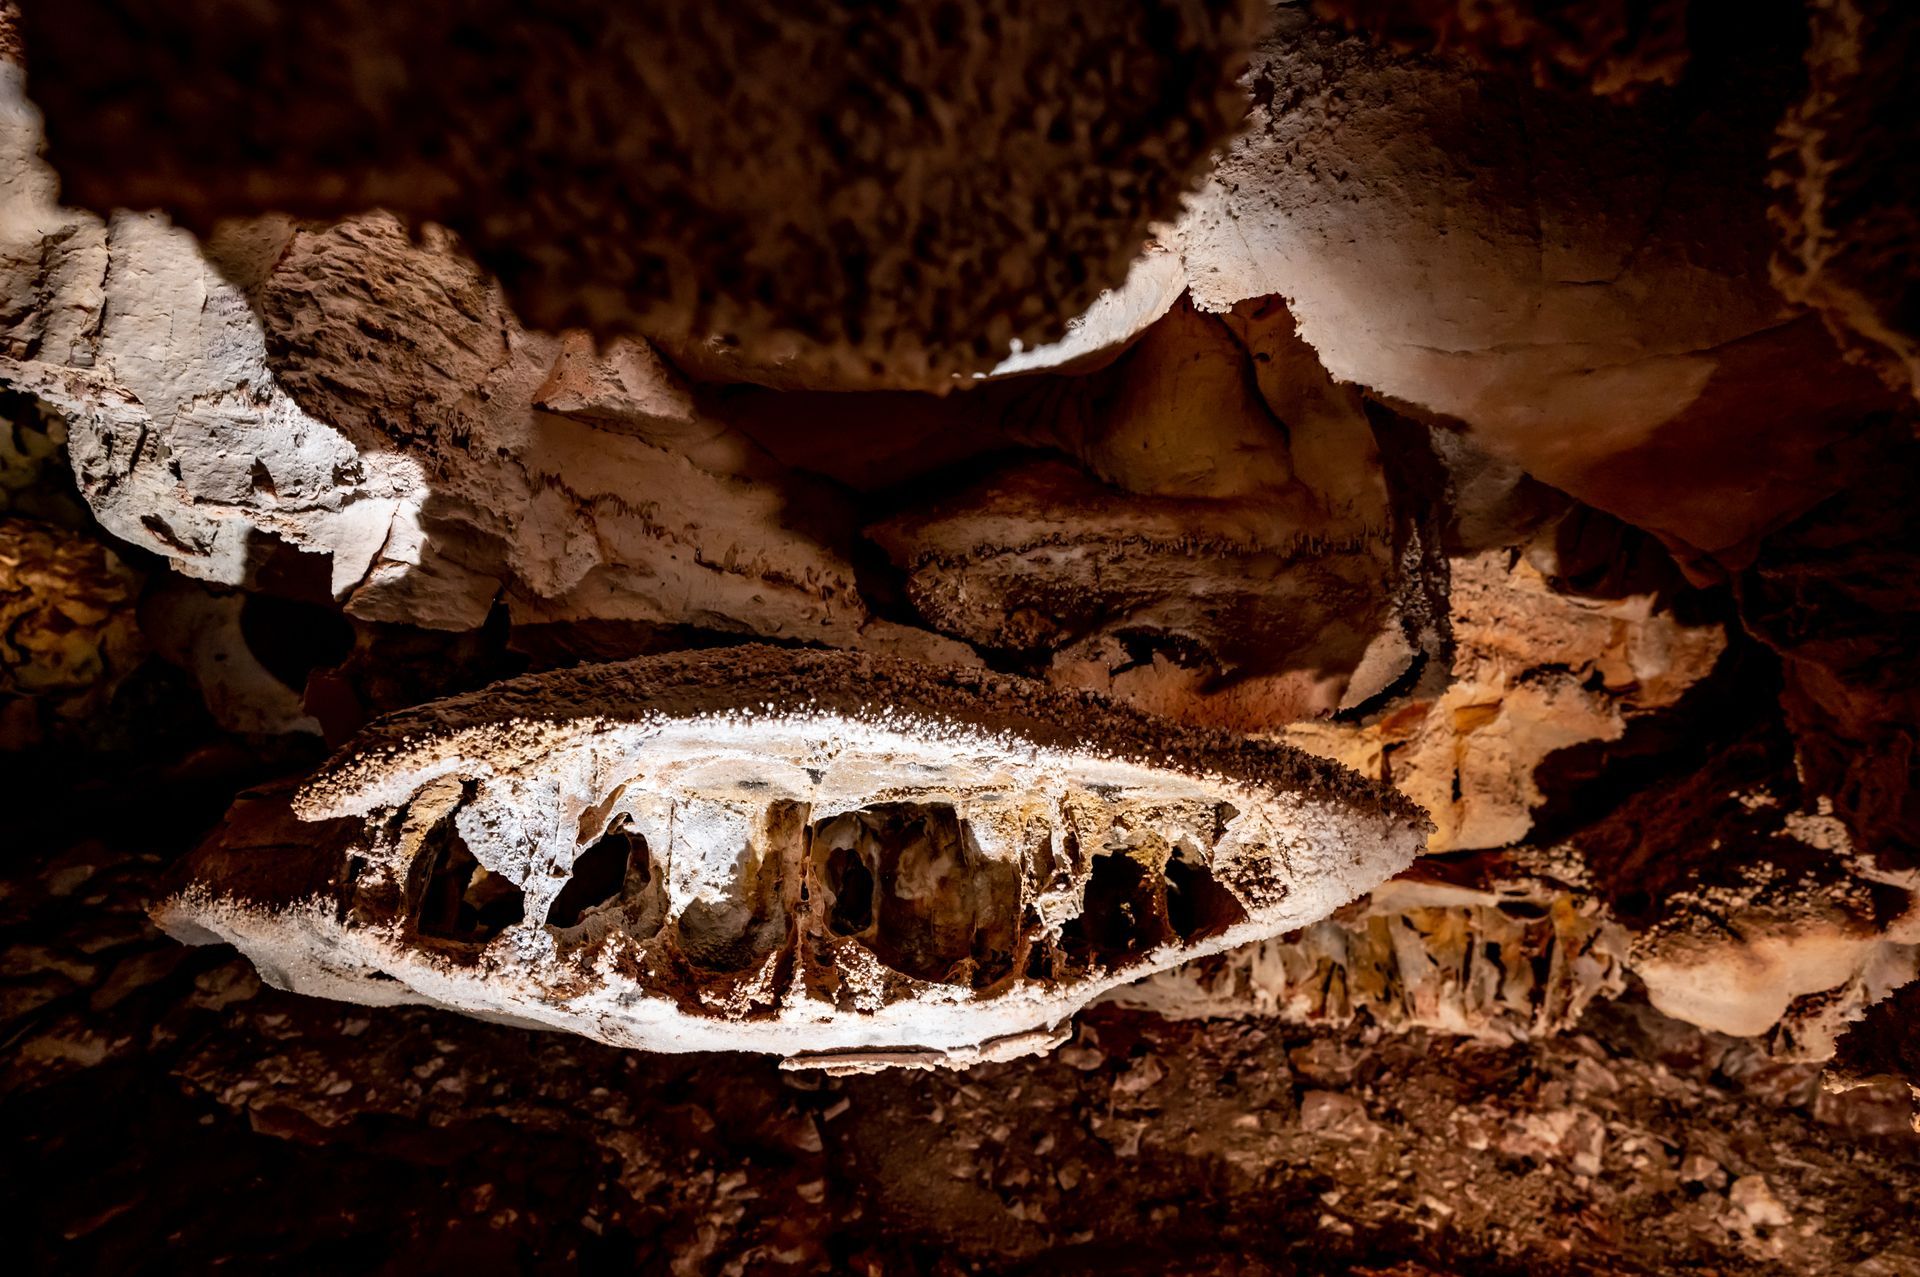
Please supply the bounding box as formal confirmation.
[156,647,1427,1068]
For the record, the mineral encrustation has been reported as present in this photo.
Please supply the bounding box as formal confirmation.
[4,0,1920,1271]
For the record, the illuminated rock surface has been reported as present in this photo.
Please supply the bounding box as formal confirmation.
[157,648,1425,1068]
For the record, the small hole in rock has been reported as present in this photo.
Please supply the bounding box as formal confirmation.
[413,813,524,944]
[825,845,876,936]
[809,803,1018,987]
[547,827,646,928]
[1497,899,1549,921]
[1061,849,1172,967]
[1165,853,1248,942]
[239,592,354,693]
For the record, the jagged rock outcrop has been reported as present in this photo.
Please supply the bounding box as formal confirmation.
[873,297,1401,727]
[0,69,914,647]
[1288,537,1725,852]
[157,647,1426,1068]
[1625,791,1919,1049]
[1115,848,1631,1041]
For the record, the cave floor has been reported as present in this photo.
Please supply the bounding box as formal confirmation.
[5,741,1916,1276]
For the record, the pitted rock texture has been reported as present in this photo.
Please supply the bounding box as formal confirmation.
[14,0,1262,387]
[10,780,1920,1275]
[156,647,1427,1068]
[1530,681,1920,1056]
[1115,852,1631,1042]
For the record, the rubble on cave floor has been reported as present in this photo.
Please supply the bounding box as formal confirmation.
[5,786,1919,1273]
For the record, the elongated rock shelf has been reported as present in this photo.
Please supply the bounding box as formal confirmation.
[155,647,1426,1069]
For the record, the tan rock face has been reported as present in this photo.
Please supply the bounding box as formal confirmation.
[1288,542,1725,853]
[1114,856,1630,1042]
[15,0,1262,386]
[0,514,143,747]
[1619,791,1920,1052]
[872,297,1401,727]
[1177,8,1897,571]
[156,648,1427,1068]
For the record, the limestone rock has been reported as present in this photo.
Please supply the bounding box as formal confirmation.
[1626,793,1920,1048]
[1739,442,1920,874]
[0,515,143,747]
[140,582,323,739]
[1287,541,1726,853]
[0,68,884,644]
[872,298,1400,725]
[980,248,1191,381]
[1177,8,1897,571]
[155,647,1427,1067]
[1114,852,1630,1041]
[1772,0,1920,404]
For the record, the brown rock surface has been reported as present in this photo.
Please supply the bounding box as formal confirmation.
[6,778,1920,1272]
[157,647,1425,1066]
[0,515,143,746]
[1315,0,1692,95]
[13,0,1261,385]
[1772,0,1920,403]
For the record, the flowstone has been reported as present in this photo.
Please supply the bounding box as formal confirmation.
[156,647,1426,1069]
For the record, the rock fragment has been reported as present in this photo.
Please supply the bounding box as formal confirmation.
[155,646,1427,1067]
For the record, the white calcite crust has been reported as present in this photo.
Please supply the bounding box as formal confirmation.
[156,647,1427,1069]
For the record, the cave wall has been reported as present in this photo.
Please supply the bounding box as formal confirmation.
[3,1,1919,1272]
